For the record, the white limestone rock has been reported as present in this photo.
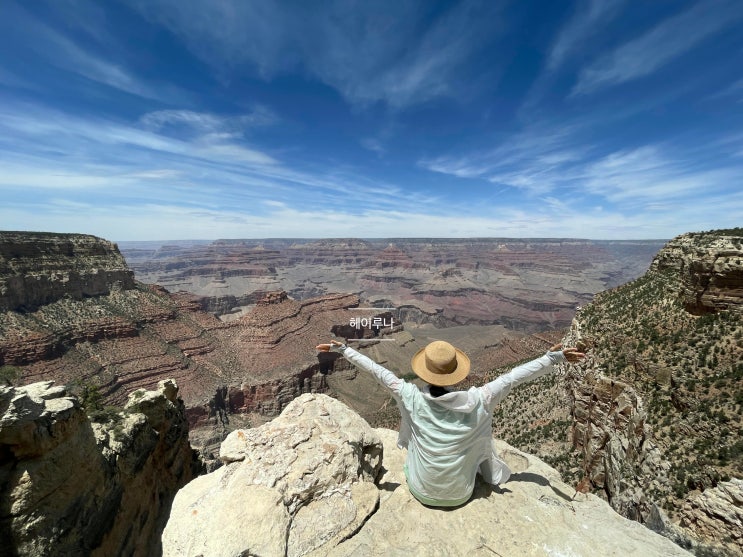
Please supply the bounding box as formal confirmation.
[163,393,691,557]
[162,393,383,557]
[1,379,197,556]
[323,430,691,557]
[679,478,743,554]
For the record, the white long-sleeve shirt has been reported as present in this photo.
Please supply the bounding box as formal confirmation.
[333,344,565,506]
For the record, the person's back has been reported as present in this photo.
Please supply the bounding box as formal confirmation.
[397,382,492,506]
[316,339,584,507]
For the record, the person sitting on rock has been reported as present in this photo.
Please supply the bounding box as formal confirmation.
[316,339,584,507]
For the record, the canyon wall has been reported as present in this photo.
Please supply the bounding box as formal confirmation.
[490,229,743,556]
[0,379,199,557]
[0,232,135,312]
[121,238,665,333]
[0,279,387,460]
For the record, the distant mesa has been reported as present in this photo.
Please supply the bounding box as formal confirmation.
[0,231,135,312]
[120,236,667,333]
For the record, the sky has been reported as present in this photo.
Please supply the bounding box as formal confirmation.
[0,0,742,241]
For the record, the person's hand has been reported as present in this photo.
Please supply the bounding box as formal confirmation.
[549,343,586,363]
[316,340,344,352]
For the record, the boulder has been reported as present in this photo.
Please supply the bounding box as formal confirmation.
[163,393,382,557]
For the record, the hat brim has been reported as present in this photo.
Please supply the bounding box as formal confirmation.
[410,346,471,387]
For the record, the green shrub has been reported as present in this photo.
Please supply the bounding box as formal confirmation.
[0,365,19,385]
[88,406,123,424]
[80,382,103,412]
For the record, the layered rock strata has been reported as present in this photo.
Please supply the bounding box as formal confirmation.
[0,233,390,422]
[182,291,396,426]
[0,232,135,312]
[650,231,743,314]
[0,379,199,557]
[678,478,743,549]
[0,233,380,423]
[162,393,689,557]
[0,234,392,460]
[122,238,665,332]
[494,229,743,555]
[0,285,385,420]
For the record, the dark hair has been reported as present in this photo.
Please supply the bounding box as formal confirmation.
[428,385,450,398]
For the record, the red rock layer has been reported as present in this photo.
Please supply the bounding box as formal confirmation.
[1,284,389,432]
[122,238,665,332]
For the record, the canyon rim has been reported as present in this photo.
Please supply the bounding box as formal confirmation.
[1,229,741,556]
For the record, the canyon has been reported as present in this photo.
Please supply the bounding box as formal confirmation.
[0,235,346,397]
[120,237,665,332]
[2,229,740,555]
[2,233,662,459]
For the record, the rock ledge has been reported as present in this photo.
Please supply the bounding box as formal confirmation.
[163,393,690,557]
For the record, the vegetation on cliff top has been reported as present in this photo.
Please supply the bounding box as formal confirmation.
[493,230,743,526]
[578,268,742,503]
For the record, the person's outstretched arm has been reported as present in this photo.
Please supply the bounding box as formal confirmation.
[482,343,584,409]
[316,340,403,395]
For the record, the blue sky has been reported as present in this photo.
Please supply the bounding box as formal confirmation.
[1,0,742,240]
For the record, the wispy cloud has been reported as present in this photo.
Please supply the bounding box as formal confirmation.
[360,138,386,156]
[0,102,278,168]
[707,78,743,103]
[582,145,739,206]
[131,0,501,109]
[420,112,743,218]
[140,107,276,136]
[0,67,37,90]
[421,124,584,195]
[3,99,740,240]
[0,100,443,222]
[547,0,625,71]
[572,0,743,95]
[0,2,186,102]
[4,188,740,241]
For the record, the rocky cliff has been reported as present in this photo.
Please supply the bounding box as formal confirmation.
[487,229,743,556]
[0,379,199,557]
[162,393,690,557]
[650,230,743,314]
[0,232,135,312]
[0,232,401,468]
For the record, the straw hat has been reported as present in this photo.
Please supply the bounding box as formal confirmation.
[411,340,471,386]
